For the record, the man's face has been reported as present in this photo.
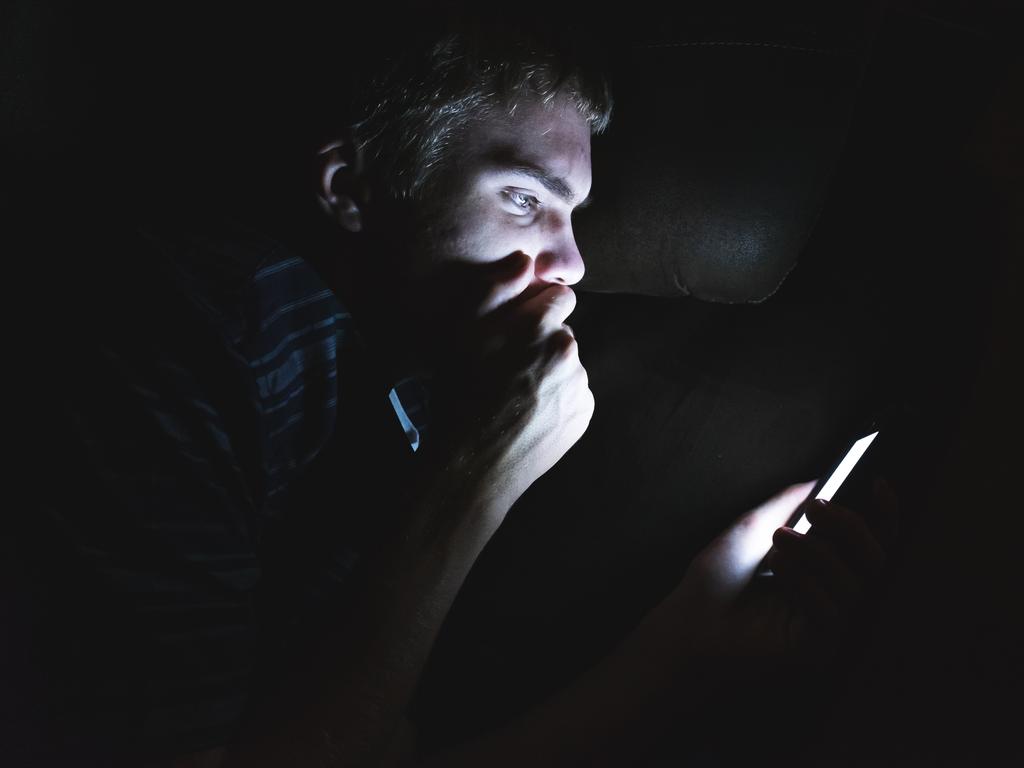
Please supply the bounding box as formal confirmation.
[408,93,593,306]
[337,92,593,372]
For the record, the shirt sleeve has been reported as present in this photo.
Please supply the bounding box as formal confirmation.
[18,240,269,763]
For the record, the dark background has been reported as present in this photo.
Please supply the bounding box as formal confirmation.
[3,1,1021,765]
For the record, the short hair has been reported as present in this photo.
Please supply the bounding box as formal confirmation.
[346,15,613,201]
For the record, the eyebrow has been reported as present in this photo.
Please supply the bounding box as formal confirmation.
[493,159,592,209]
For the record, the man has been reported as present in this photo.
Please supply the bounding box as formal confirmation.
[11,13,897,768]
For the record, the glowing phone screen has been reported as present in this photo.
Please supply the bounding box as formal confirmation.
[792,431,879,534]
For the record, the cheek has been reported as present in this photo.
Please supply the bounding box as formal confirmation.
[445,202,536,265]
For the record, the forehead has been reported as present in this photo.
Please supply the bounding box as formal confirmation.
[461,94,593,194]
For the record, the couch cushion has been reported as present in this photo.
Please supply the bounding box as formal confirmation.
[577,3,879,300]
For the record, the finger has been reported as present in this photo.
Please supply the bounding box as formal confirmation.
[731,479,817,553]
[537,328,583,379]
[511,284,578,342]
[475,252,535,317]
[431,253,535,366]
[698,480,817,600]
[804,499,886,582]
[773,526,865,609]
[770,535,842,627]
[480,287,578,360]
[558,362,595,438]
[737,480,818,540]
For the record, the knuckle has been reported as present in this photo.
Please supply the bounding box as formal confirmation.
[512,383,540,417]
[558,285,577,310]
[582,386,595,417]
[548,327,578,356]
[804,498,831,524]
[540,286,577,323]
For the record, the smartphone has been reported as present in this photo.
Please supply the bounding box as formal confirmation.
[790,429,880,533]
[758,426,883,576]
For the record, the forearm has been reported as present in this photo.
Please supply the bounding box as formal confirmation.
[223,476,506,768]
[421,584,704,768]
[225,511,703,768]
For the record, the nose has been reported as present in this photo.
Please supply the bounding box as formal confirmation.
[532,227,585,286]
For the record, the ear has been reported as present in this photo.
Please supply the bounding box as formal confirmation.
[315,134,367,233]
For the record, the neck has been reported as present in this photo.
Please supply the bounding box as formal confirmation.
[291,199,435,387]
[343,265,430,387]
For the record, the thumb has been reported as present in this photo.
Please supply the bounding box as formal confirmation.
[697,481,816,601]
[475,251,535,317]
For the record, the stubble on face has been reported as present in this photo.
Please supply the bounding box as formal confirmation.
[371,94,592,371]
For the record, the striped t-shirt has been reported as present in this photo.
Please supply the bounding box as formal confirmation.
[15,214,430,763]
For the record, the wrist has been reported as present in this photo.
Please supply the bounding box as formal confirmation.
[384,451,511,577]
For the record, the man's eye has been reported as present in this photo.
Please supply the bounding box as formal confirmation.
[502,190,540,214]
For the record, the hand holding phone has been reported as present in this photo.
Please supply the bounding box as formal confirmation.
[758,428,882,577]
[790,431,880,533]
